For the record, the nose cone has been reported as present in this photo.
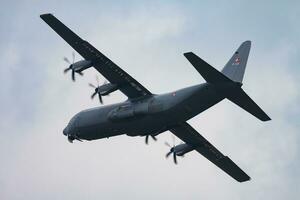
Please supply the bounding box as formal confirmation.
[63,122,74,136]
[64,113,80,140]
[63,126,69,136]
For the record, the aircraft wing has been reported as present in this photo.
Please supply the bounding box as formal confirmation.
[169,122,250,182]
[40,13,152,99]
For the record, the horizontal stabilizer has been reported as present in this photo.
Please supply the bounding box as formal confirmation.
[184,52,231,83]
[184,50,270,122]
[227,88,271,121]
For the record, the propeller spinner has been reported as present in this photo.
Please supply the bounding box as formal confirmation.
[63,52,83,81]
[89,76,107,104]
[145,135,157,145]
[165,136,180,164]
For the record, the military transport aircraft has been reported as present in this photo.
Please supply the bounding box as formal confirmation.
[40,13,271,182]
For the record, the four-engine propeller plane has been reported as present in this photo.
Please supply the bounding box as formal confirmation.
[40,13,271,182]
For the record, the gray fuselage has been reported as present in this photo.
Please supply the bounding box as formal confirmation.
[63,83,225,141]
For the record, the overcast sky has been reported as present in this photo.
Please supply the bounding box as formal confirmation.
[1,1,299,199]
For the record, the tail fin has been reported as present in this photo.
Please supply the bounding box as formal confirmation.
[221,41,251,83]
[183,44,271,122]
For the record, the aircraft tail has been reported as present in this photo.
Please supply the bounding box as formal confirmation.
[226,88,271,121]
[183,42,271,122]
[221,41,251,83]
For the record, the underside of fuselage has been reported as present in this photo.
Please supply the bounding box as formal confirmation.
[66,83,225,141]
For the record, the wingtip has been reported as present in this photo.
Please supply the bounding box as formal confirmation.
[183,52,195,58]
[40,13,53,19]
[238,177,251,183]
[262,116,272,122]
[235,172,251,182]
[260,113,272,122]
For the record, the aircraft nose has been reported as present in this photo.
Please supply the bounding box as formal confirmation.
[63,126,69,136]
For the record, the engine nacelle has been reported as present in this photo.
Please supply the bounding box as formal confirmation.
[98,83,118,96]
[72,60,93,72]
[172,143,195,156]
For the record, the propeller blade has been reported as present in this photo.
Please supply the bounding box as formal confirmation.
[166,151,172,158]
[98,93,103,104]
[91,92,97,99]
[151,135,157,141]
[63,57,71,64]
[173,153,177,164]
[89,83,96,88]
[96,76,99,86]
[72,51,75,63]
[64,67,71,73]
[145,135,157,145]
[164,142,171,148]
[145,135,149,145]
[78,72,84,76]
[72,70,75,81]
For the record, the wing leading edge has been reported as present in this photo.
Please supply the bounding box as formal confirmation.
[40,13,152,99]
[169,122,250,182]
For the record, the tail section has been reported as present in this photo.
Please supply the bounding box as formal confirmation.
[183,41,271,122]
[184,52,231,84]
[221,41,251,83]
[226,88,271,121]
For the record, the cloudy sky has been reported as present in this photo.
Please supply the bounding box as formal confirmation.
[1,0,299,199]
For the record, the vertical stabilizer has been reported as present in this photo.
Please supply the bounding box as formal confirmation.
[221,41,251,83]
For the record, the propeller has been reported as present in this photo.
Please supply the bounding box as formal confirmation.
[145,135,157,145]
[63,52,83,81]
[165,136,178,164]
[89,76,107,104]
